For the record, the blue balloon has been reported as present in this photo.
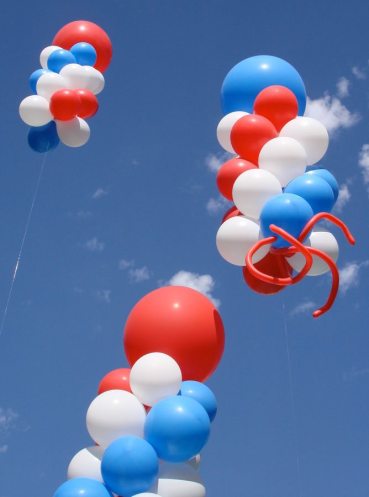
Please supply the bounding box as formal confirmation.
[221,55,306,115]
[54,478,112,497]
[180,381,217,422]
[71,42,97,66]
[260,193,313,248]
[285,174,335,215]
[101,436,158,497]
[145,395,210,462]
[29,68,50,94]
[306,167,339,201]
[28,121,59,153]
[47,49,76,73]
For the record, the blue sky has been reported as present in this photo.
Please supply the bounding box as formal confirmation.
[1,1,369,496]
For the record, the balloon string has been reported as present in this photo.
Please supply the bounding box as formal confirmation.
[0,152,48,338]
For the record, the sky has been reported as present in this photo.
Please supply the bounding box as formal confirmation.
[1,0,369,496]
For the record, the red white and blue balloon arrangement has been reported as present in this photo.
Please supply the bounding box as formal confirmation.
[19,21,112,152]
[215,55,355,317]
[53,286,225,497]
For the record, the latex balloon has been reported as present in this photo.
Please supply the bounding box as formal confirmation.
[60,64,105,94]
[50,89,81,121]
[243,252,292,294]
[132,494,162,497]
[29,69,50,94]
[67,446,104,482]
[230,114,277,164]
[280,116,329,165]
[47,49,76,73]
[56,117,90,147]
[19,95,52,126]
[157,461,205,497]
[306,167,339,201]
[216,215,269,266]
[253,85,298,131]
[71,42,97,66]
[216,157,256,200]
[86,390,146,447]
[232,169,282,219]
[101,436,159,497]
[284,173,335,214]
[221,55,306,115]
[40,45,61,69]
[28,121,60,153]
[144,396,210,462]
[53,20,112,72]
[36,72,67,100]
[216,111,248,153]
[180,381,217,422]
[75,89,99,118]
[53,478,113,497]
[258,137,307,187]
[123,286,224,382]
[98,368,132,394]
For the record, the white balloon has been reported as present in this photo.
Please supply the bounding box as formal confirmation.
[232,169,282,219]
[258,137,307,187]
[67,446,104,482]
[287,230,339,276]
[130,353,182,407]
[36,72,67,100]
[19,95,52,126]
[56,118,90,147]
[60,64,105,95]
[216,216,269,266]
[280,116,329,165]
[86,390,146,448]
[157,462,205,497]
[216,111,248,153]
[83,66,105,95]
[40,45,61,69]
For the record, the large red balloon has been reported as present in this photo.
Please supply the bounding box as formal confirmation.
[98,368,131,395]
[243,252,292,295]
[50,89,81,121]
[75,89,99,118]
[53,20,112,72]
[230,115,277,164]
[123,287,225,382]
[216,157,257,200]
[254,85,298,132]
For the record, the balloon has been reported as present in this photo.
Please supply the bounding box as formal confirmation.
[19,95,52,126]
[260,193,314,248]
[50,89,81,121]
[60,64,105,94]
[287,230,339,276]
[40,45,61,69]
[258,137,307,187]
[28,121,60,153]
[180,381,217,422]
[53,20,112,72]
[216,215,269,266]
[280,117,329,165]
[253,85,298,131]
[67,446,104,482]
[101,436,159,497]
[284,173,335,214]
[157,461,205,497]
[144,396,210,462]
[306,167,339,201]
[132,494,161,497]
[98,368,132,394]
[216,157,256,200]
[243,252,292,294]
[75,89,99,118]
[221,55,306,115]
[29,69,50,94]
[222,205,241,223]
[53,478,112,497]
[123,286,224,382]
[56,117,90,147]
[230,114,277,164]
[71,42,97,66]
[232,169,282,219]
[86,390,146,448]
[47,49,76,73]
[216,111,248,153]
[130,353,182,407]
[36,72,67,100]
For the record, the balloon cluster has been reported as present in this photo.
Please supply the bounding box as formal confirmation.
[19,21,112,152]
[53,286,225,497]
[215,55,355,317]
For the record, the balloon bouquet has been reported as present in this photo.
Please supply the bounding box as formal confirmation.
[53,286,225,497]
[215,55,355,317]
[19,21,112,151]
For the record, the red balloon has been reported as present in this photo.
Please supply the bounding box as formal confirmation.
[222,205,241,223]
[230,115,277,164]
[50,89,81,121]
[254,85,298,132]
[216,158,257,200]
[123,287,225,382]
[98,368,131,395]
[75,89,99,118]
[53,20,112,72]
[243,252,292,295]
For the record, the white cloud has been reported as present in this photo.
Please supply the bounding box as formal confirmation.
[92,187,108,200]
[334,183,351,213]
[84,237,105,252]
[305,94,360,135]
[339,260,369,294]
[336,77,350,98]
[167,270,220,307]
[76,210,92,219]
[129,267,151,283]
[289,300,316,317]
[0,444,8,454]
[352,66,366,80]
[205,152,230,173]
[118,259,135,270]
[359,144,369,188]
[206,195,231,215]
[0,408,18,434]
[95,289,111,304]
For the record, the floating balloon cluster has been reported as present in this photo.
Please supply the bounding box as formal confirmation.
[19,21,112,152]
[215,55,355,317]
[53,286,225,497]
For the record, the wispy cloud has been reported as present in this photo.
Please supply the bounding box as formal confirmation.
[84,237,105,253]
[206,195,231,215]
[339,260,369,294]
[352,66,366,80]
[166,270,220,307]
[95,289,111,304]
[119,259,151,283]
[118,259,134,270]
[92,187,108,200]
[305,94,360,135]
[334,183,351,213]
[76,210,92,219]
[0,444,8,454]
[336,77,350,98]
[359,144,369,190]
[0,408,18,434]
[289,300,316,317]
[205,152,230,173]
